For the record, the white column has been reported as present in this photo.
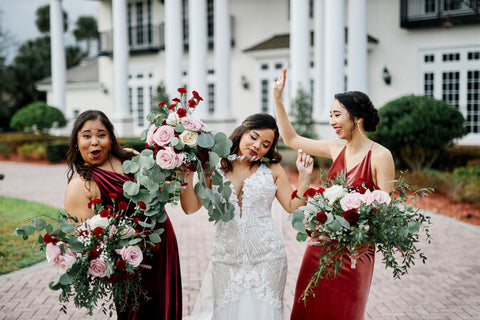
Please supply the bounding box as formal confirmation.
[290,0,310,97]
[348,0,367,92]
[112,0,131,134]
[324,0,345,116]
[214,0,231,119]
[50,0,66,112]
[189,0,208,118]
[313,0,325,119]
[165,0,183,99]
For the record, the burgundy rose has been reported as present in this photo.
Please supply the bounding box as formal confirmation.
[100,209,110,218]
[118,201,128,211]
[344,209,359,224]
[89,247,101,260]
[93,227,104,237]
[291,190,298,200]
[316,211,328,224]
[115,259,126,271]
[43,233,53,244]
[137,201,147,210]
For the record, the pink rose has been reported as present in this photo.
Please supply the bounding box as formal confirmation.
[146,124,157,146]
[181,116,204,131]
[88,258,108,278]
[156,147,179,170]
[152,125,175,147]
[115,246,143,267]
[370,189,391,205]
[340,192,364,211]
[46,243,62,264]
[56,250,77,274]
[361,189,375,206]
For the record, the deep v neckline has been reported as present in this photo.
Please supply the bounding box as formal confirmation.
[224,164,262,210]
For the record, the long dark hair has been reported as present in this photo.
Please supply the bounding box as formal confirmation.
[66,110,134,182]
[334,91,379,132]
[220,113,282,173]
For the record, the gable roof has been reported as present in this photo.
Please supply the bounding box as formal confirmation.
[37,56,99,85]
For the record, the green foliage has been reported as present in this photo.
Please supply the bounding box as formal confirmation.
[371,95,467,171]
[10,101,67,133]
[289,88,317,139]
[73,16,98,56]
[35,5,68,34]
[152,83,170,106]
[0,196,58,274]
[45,143,69,162]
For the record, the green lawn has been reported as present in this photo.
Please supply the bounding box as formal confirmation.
[0,196,59,274]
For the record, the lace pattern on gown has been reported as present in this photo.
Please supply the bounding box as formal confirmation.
[211,164,287,312]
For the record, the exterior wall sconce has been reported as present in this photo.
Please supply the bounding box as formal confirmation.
[383,67,392,85]
[241,75,250,90]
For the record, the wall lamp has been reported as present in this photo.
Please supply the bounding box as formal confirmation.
[382,67,392,86]
[241,75,250,90]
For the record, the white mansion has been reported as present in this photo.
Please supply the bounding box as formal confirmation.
[38,0,480,145]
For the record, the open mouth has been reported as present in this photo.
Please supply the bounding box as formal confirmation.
[91,150,101,158]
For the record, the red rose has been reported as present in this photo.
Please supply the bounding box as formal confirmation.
[93,227,104,237]
[43,233,53,244]
[115,259,126,271]
[109,193,118,199]
[303,187,318,198]
[172,97,181,103]
[344,209,359,224]
[188,99,197,108]
[177,87,187,94]
[176,108,187,118]
[291,190,298,200]
[137,201,147,210]
[158,101,167,107]
[192,90,203,101]
[133,217,140,225]
[316,211,328,224]
[89,247,101,260]
[118,201,128,211]
[100,209,110,218]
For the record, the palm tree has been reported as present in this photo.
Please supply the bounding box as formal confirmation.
[73,16,98,56]
[35,5,68,34]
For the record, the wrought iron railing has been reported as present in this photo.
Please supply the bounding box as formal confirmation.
[99,24,165,55]
[400,0,480,28]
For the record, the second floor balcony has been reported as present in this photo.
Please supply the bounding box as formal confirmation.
[401,0,480,28]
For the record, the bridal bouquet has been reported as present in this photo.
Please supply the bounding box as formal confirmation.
[290,172,432,300]
[15,194,162,316]
[122,88,235,223]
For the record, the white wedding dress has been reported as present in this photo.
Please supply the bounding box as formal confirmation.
[186,164,287,320]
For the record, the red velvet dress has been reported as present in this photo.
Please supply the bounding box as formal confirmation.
[90,167,182,320]
[291,146,375,320]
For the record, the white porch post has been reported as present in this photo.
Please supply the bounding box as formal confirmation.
[50,0,66,113]
[290,0,310,97]
[165,0,183,99]
[324,0,345,115]
[214,0,231,119]
[112,0,132,136]
[313,0,325,119]
[348,0,367,92]
[189,0,208,118]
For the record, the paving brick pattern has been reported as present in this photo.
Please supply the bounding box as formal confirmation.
[1,162,479,319]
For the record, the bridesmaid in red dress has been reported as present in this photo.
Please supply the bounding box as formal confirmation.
[64,110,182,320]
[273,68,395,320]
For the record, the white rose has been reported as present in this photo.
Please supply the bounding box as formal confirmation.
[323,185,348,204]
[179,130,198,147]
[166,112,180,126]
[88,215,109,230]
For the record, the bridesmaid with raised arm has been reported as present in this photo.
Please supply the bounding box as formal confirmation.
[64,110,182,320]
[273,68,395,320]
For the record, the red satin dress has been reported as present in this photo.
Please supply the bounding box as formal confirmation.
[291,146,375,320]
[90,167,182,320]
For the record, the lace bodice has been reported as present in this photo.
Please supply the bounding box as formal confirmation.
[211,164,287,312]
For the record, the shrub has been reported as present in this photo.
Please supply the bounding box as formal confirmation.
[10,101,67,133]
[289,88,317,139]
[45,143,69,163]
[371,95,467,171]
[17,143,47,160]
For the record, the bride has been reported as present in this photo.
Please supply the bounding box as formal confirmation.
[180,113,313,320]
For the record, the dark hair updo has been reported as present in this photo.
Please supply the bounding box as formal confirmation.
[334,91,379,132]
[220,113,282,172]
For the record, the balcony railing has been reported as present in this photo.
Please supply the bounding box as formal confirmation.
[99,23,165,55]
[400,0,480,28]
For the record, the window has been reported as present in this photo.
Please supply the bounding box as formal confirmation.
[468,51,480,61]
[261,80,269,113]
[424,54,435,63]
[442,72,460,107]
[425,0,436,13]
[424,73,434,97]
[137,87,144,127]
[442,53,460,62]
[467,71,480,133]
[128,87,133,114]
[208,83,215,114]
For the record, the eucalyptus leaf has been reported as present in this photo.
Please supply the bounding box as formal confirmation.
[32,217,47,231]
[141,149,154,157]
[122,160,140,174]
[197,133,215,148]
[59,219,75,234]
[124,181,140,197]
[59,272,73,285]
[138,220,155,228]
[296,232,308,242]
[149,233,162,243]
[175,123,185,133]
[408,221,421,233]
[293,220,306,233]
[327,219,342,232]
[209,152,220,167]
[139,155,156,169]
[128,238,142,245]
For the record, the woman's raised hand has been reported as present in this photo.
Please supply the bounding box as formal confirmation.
[272,67,287,100]
[296,149,314,176]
